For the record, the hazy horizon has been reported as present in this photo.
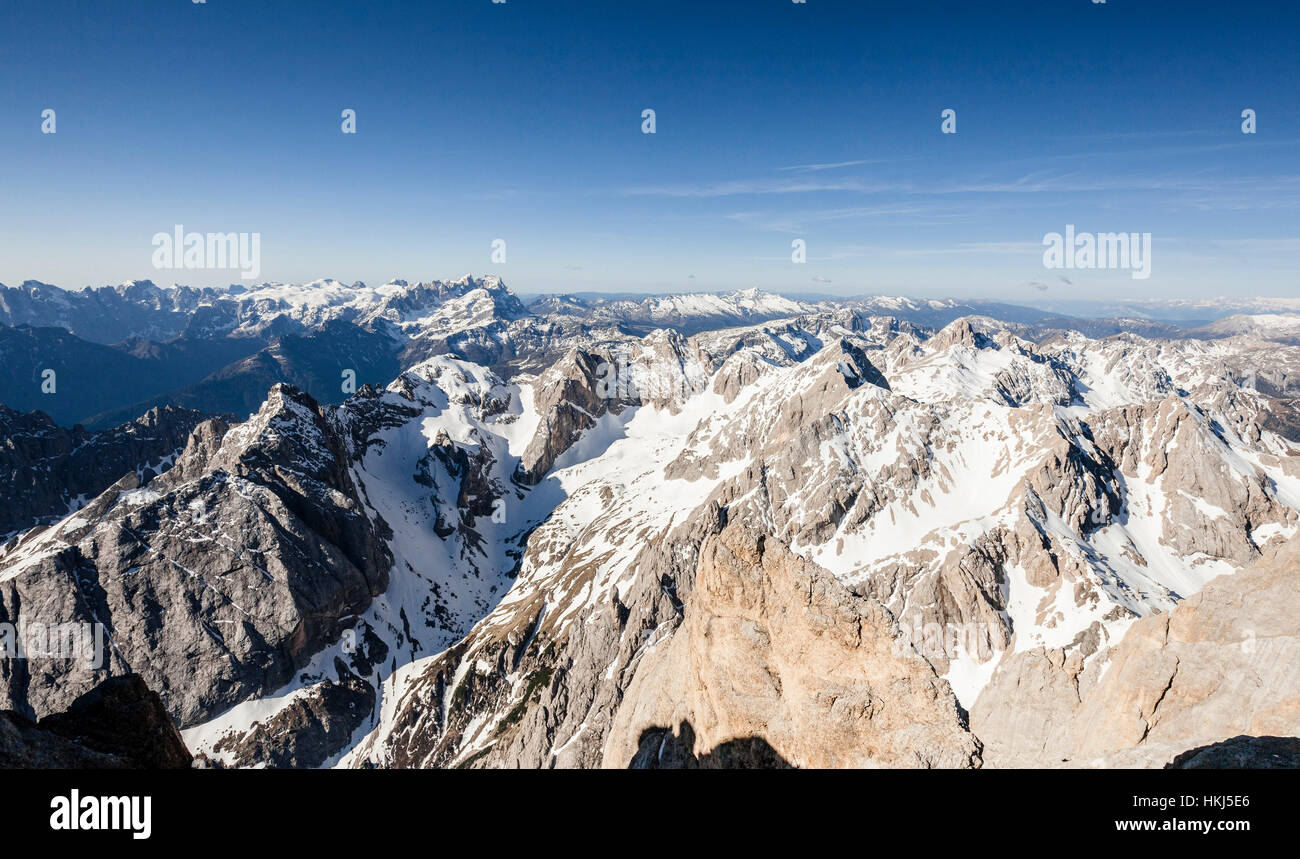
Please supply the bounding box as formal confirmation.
[8,275,1300,325]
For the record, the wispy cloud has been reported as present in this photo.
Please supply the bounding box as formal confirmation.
[463,188,523,201]
[1195,237,1300,254]
[725,203,949,233]
[621,178,895,197]
[889,241,1045,257]
[1043,128,1221,142]
[622,170,1300,200]
[778,159,885,172]
[801,241,1047,262]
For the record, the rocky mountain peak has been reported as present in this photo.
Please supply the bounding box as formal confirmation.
[928,316,993,352]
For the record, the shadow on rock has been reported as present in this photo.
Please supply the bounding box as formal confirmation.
[0,673,192,768]
[1166,735,1300,769]
[628,721,792,769]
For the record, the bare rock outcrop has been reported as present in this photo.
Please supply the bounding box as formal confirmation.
[0,673,192,768]
[1166,735,1300,768]
[602,522,982,768]
[211,658,375,768]
[972,538,1300,767]
[0,385,391,728]
[0,404,210,539]
[516,348,631,483]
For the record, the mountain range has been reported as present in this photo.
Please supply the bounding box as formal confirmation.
[6,277,1300,429]
[2,277,1298,768]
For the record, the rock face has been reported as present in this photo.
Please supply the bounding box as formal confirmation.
[170,357,546,767]
[210,658,375,768]
[516,331,707,483]
[0,384,391,728]
[0,673,192,768]
[972,539,1300,767]
[344,500,723,769]
[604,523,981,768]
[0,405,210,539]
[517,349,629,483]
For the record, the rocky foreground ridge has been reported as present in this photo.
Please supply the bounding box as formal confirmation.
[0,674,192,768]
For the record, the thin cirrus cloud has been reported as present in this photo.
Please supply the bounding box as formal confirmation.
[725,203,963,233]
[619,177,898,197]
[1158,236,1300,259]
[618,173,1265,200]
[812,241,1045,260]
[890,241,1046,256]
[630,171,1299,199]
[777,158,898,172]
[1207,237,1300,251]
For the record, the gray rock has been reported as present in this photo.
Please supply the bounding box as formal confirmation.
[0,385,391,728]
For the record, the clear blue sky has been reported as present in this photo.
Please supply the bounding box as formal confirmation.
[1,0,1296,300]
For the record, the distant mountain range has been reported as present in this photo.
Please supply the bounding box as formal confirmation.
[4,277,1298,428]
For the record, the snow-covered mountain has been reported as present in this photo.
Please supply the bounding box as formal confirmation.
[1188,313,1300,345]
[0,275,524,343]
[526,287,822,334]
[2,280,1299,768]
[1036,295,1300,327]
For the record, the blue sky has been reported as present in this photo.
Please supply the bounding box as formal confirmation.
[1,0,1296,300]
